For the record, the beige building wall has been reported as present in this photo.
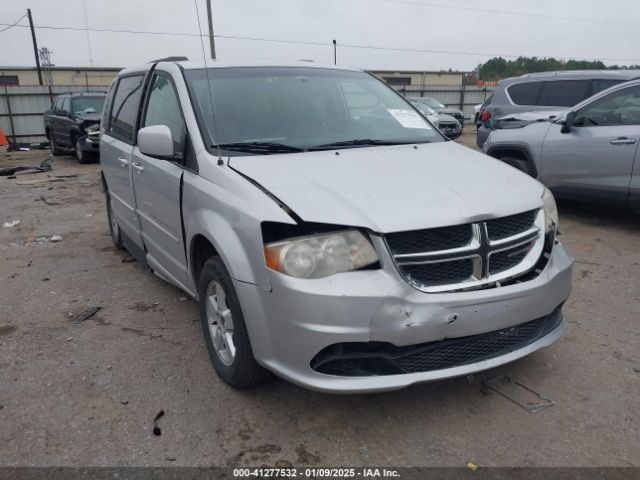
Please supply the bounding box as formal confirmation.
[371,70,465,87]
[0,67,121,86]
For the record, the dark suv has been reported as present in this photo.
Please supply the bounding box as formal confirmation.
[476,70,640,148]
[44,93,106,162]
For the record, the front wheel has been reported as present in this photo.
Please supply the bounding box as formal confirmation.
[198,257,271,389]
[75,138,92,164]
[499,156,535,177]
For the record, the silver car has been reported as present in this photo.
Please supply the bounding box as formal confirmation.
[100,60,572,393]
[483,79,640,210]
[476,69,640,148]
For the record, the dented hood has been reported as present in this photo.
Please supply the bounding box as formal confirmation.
[230,142,545,233]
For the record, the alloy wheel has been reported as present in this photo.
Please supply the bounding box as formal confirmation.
[205,280,236,366]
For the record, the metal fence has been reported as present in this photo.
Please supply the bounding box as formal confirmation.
[0,85,109,145]
[392,84,496,121]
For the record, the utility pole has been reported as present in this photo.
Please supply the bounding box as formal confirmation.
[333,39,337,65]
[27,9,43,85]
[205,0,216,59]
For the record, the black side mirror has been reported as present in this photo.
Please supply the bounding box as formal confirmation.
[560,111,576,134]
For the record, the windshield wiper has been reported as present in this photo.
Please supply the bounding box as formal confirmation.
[213,141,304,154]
[307,139,426,150]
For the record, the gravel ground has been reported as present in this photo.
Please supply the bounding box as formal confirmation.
[1,134,638,467]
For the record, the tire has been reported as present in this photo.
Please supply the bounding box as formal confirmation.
[198,256,271,389]
[499,156,535,177]
[49,135,64,156]
[75,138,92,164]
[105,191,123,249]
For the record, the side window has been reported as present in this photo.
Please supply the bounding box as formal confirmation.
[143,73,186,159]
[109,75,145,143]
[592,79,623,96]
[61,97,71,114]
[101,80,117,130]
[538,80,590,107]
[52,97,62,111]
[574,85,640,127]
[507,82,542,105]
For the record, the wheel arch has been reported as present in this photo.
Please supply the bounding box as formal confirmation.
[187,210,271,292]
[486,144,539,178]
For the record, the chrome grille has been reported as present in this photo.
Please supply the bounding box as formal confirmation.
[385,209,545,293]
[386,224,472,254]
[487,210,537,240]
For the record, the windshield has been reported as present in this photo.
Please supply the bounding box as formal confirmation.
[184,67,445,155]
[410,101,437,116]
[71,96,105,115]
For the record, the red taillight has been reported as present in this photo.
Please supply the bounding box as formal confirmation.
[481,111,491,122]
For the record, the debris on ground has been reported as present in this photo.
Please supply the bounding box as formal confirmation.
[0,157,53,176]
[467,462,478,471]
[73,306,101,324]
[39,197,61,206]
[2,220,20,228]
[481,376,555,413]
[153,410,165,436]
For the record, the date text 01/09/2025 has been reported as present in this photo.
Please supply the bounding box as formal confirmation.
[232,468,401,478]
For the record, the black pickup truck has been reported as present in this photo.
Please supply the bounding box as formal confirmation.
[43,93,106,163]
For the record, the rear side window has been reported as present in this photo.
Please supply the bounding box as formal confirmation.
[592,79,623,95]
[109,75,145,142]
[538,80,590,107]
[101,80,117,130]
[507,82,542,106]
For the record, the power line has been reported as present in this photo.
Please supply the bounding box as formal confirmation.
[0,13,26,33]
[0,22,202,37]
[384,0,640,28]
[2,21,640,64]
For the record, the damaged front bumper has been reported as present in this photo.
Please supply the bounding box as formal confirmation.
[79,132,100,152]
[234,240,573,393]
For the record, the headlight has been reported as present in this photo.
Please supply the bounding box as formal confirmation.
[264,229,378,279]
[84,123,99,134]
[542,187,558,234]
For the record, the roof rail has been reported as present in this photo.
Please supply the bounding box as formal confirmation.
[149,56,189,63]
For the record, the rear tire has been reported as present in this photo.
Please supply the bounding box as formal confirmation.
[198,256,272,389]
[105,191,123,250]
[499,156,534,177]
[49,136,64,156]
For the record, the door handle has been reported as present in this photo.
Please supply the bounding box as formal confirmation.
[132,162,144,173]
[609,137,637,146]
[117,157,129,167]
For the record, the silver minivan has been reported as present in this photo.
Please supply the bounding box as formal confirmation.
[100,59,573,393]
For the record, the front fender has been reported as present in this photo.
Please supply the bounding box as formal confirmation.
[186,209,271,292]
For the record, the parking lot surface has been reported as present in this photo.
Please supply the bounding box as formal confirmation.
[1,132,639,467]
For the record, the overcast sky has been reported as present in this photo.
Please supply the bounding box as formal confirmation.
[1,0,639,71]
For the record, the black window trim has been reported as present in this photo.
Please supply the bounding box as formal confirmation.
[106,71,150,146]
